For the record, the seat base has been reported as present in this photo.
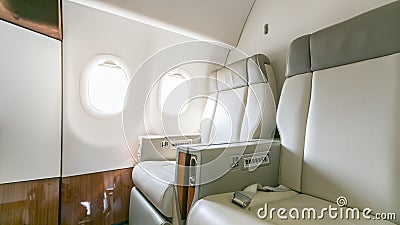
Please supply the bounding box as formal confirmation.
[129,187,171,225]
[187,191,396,225]
[132,161,175,217]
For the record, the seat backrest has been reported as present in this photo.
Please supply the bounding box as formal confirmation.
[278,1,400,223]
[201,54,277,144]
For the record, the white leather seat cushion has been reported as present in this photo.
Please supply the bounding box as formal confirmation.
[132,161,175,217]
[187,191,395,225]
[302,54,400,217]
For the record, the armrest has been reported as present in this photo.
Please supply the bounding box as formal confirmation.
[176,139,281,210]
[138,133,201,162]
[180,139,277,154]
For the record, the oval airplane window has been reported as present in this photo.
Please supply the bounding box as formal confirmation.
[158,68,190,117]
[81,55,129,117]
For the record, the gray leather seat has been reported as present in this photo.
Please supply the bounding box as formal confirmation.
[133,161,176,217]
[187,2,400,225]
[130,54,278,225]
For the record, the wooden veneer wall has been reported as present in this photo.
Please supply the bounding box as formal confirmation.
[0,168,133,225]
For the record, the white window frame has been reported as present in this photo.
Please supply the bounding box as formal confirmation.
[80,55,130,118]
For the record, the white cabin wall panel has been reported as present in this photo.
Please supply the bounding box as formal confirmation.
[229,0,396,96]
[0,21,61,184]
[63,1,217,176]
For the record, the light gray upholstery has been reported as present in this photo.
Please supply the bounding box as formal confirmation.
[132,161,175,217]
[285,35,311,78]
[310,1,400,71]
[302,53,400,217]
[208,85,247,143]
[188,191,395,225]
[182,140,281,202]
[130,187,172,225]
[277,73,311,192]
[187,2,400,225]
[130,54,277,224]
[201,54,277,144]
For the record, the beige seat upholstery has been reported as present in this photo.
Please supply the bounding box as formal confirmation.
[130,54,278,225]
[187,2,400,225]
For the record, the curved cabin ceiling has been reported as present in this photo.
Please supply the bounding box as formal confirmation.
[68,0,256,46]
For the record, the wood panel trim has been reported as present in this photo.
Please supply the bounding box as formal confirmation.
[0,0,62,40]
[177,152,198,219]
[186,155,197,214]
[61,168,134,225]
[177,152,190,219]
[0,178,60,225]
[0,168,133,225]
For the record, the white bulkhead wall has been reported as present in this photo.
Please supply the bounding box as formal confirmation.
[0,21,62,184]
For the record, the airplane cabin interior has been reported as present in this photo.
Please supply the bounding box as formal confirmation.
[0,0,399,224]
